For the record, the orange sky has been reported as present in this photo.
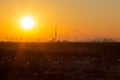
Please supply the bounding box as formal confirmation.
[0,0,120,41]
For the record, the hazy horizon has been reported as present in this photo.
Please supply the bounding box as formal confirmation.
[0,0,120,41]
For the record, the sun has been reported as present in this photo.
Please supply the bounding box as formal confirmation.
[20,16,35,30]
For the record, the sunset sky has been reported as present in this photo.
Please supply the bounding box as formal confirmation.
[0,0,120,41]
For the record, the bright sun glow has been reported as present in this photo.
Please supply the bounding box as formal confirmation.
[20,16,35,30]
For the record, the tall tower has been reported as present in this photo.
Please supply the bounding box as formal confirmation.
[55,25,57,41]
